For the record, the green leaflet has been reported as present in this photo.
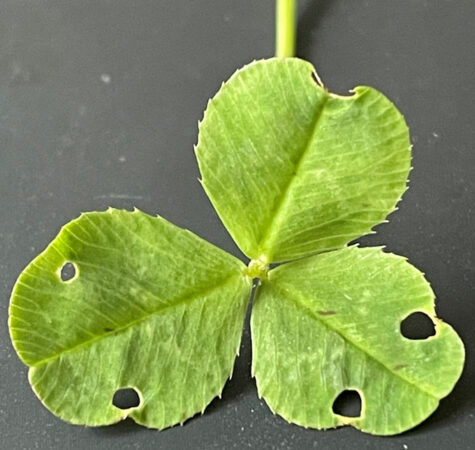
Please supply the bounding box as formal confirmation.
[9,209,252,428]
[9,58,464,436]
[251,246,464,435]
[196,58,411,263]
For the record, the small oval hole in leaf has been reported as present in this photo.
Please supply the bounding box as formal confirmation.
[400,312,436,340]
[332,390,362,418]
[60,262,77,282]
[112,388,140,410]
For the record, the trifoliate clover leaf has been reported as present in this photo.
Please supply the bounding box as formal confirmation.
[251,246,464,435]
[9,209,252,428]
[9,58,464,436]
[196,58,411,263]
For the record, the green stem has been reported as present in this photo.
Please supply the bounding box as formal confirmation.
[276,0,297,58]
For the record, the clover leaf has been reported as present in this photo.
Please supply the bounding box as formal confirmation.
[252,246,464,435]
[8,0,464,437]
[196,58,411,263]
[9,209,251,428]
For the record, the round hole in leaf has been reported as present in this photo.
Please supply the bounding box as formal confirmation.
[332,389,362,418]
[112,388,141,410]
[60,262,77,282]
[400,312,436,340]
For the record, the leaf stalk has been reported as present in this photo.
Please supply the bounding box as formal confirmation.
[276,0,297,58]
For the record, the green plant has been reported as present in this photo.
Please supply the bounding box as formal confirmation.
[8,0,464,436]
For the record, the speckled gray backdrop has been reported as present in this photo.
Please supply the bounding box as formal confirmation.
[1,1,474,449]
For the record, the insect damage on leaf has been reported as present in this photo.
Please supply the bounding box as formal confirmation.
[251,246,464,435]
[9,58,464,436]
[196,58,411,263]
[9,209,252,428]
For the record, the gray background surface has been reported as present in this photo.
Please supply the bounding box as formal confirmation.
[1,1,474,449]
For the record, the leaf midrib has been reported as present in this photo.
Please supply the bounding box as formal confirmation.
[270,280,438,399]
[256,92,330,260]
[31,273,245,368]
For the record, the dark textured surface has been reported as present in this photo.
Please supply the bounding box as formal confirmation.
[1,0,474,448]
